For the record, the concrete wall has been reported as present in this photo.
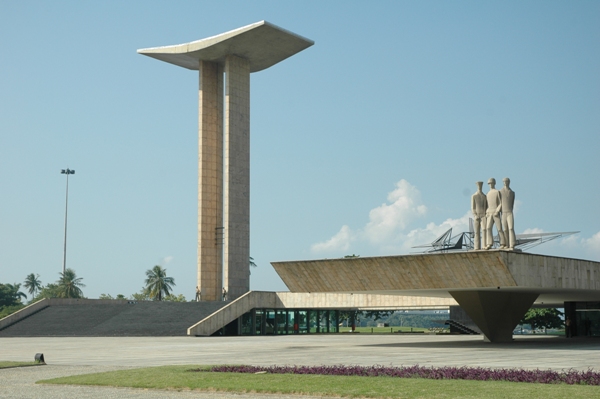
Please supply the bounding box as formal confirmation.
[506,252,600,290]
[275,292,456,309]
[272,252,600,293]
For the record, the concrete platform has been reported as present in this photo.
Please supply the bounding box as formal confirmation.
[272,251,600,342]
[1,334,599,371]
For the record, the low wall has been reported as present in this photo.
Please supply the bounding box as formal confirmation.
[276,292,456,309]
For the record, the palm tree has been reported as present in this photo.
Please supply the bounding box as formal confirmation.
[144,265,175,301]
[23,273,42,297]
[56,268,85,298]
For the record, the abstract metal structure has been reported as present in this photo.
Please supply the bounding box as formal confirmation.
[412,221,578,253]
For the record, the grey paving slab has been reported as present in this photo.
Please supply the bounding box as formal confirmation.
[2,334,600,399]
[1,334,599,370]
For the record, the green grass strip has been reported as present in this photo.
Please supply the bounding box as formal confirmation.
[38,365,600,398]
[0,361,44,369]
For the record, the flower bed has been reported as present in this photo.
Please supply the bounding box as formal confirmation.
[194,364,600,385]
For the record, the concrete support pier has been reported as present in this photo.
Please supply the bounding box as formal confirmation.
[450,291,539,342]
[139,22,313,300]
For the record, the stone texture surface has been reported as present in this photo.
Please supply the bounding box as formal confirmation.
[224,55,250,300]
[197,60,224,301]
[272,252,600,303]
[272,252,518,292]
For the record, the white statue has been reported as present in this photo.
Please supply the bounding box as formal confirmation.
[485,178,506,249]
[471,181,488,250]
[500,177,516,250]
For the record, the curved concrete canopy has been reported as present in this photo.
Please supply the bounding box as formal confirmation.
[137,21,314,72]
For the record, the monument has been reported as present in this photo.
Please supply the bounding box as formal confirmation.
[471,177,516,251]
[471,181,487,250]
[138,22,313,300]
[485,178,506,249]
[500,177,516,249]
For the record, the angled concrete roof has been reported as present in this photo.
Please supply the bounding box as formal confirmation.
[137,21,314,72]
[271,251,600,306]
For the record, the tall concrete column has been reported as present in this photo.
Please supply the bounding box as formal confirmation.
[138,21,314,302]
[224,55,250,300]
[197,60,223,301]
[450,290,538,343]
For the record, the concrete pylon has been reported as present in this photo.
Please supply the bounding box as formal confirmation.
[450,291,539,342]
[138,22,313,301]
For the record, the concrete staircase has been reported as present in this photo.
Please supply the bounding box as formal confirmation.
[445,319,480,335]
[0,299,230,337]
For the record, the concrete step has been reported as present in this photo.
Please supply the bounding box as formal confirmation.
[0,300,230,337]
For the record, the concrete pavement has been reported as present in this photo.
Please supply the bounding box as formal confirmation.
[2,334,599,399]
[2,334,599,370]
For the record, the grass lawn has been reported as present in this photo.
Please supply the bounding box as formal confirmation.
[0,361,44,369]
[38,365,600,399]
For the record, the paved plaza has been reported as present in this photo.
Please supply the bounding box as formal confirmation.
[1,334,599,398]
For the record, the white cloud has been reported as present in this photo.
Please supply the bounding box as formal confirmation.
[581,231,600,260]
[363,179,427,245]
[312,179,441,255]
[521,227,545,234]
[161,256,174,265]
[310,225,354,253]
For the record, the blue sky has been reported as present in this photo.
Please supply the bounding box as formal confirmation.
[1,1,599,299]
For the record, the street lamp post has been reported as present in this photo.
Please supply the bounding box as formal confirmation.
[61,168,75,275]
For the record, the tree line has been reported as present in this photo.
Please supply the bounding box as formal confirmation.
[0,265,183,318]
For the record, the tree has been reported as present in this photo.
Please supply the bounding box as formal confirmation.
[519,308,564,333]
[99,293,127,300]
[362,310,394,322]
[29,283,59,302]
[130,288,150,301]
[23,273,42,298]
[164,293,187,302]
[144,265,175,301]
[0,283,27,308]
[55,268,85,298]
